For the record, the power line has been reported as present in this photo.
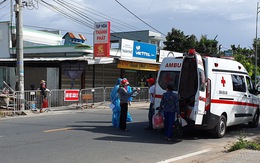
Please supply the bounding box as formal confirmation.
[115,0,166,37]
[39,0,94,29]
[69,0,141,31]
[0,0,7,5]
[48,0,147,41]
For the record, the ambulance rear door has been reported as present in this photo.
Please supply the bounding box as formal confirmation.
[194,53,207,125]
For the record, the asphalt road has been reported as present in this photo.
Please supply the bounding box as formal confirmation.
[0,107,259,163]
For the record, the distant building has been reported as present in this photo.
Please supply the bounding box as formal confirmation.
[62,32,86,45]
[110,30,165,50]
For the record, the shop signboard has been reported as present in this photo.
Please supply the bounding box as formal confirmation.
[159,50,183,62]
[121,39,157,62]
[133,41,156,60]
[94,21,110,58]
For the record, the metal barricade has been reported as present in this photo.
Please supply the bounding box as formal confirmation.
[104,87,113,102]
[132,87,149,102]
[49,89,78,110]
[8,87,149,112]
[80,87,105,108]
[13,90,50,111]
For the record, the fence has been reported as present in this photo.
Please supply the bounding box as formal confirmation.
[12,90,50,112]
[7,87,149,111]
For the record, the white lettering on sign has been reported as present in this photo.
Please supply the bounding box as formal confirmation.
[95,23,107,29]
[165,63,181,68]
[65,93,78,98]
[95,30,107,35]
[94,22,110,44]
[135,51,151,57]
[96,35,106,40]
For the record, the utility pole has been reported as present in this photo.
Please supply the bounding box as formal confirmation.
[255,2,260,83]
[15,0,24,111]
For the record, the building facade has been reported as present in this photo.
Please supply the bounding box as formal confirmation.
[0,22,165,91]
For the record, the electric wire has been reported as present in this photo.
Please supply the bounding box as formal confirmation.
[54,0,137,33]
[0,0,6,5]
[69,0,141,31]
[39,0,94,29]
[50,0,145,41]
[4,0,163,45]
[53,0,95,24]
[115,0,166,37]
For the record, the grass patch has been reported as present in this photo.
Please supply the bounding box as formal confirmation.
[228,135,260,152]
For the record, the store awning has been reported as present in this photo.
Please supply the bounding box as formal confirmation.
[117,58,160,71]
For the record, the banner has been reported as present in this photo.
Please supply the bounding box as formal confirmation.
[94,22,110,57]
[117,60,159,71]
[64,89,79,101]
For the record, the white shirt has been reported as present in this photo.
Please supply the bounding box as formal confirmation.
[149,85,155,103]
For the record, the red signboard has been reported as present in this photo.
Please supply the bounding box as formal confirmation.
[94,21,110,57]
[94,43,110,57]
[64,89,79,101]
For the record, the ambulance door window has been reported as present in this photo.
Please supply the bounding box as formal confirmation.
[231,74,246,92]
[199,69,206,91]
[245,76,254,94]
[158,71,180,91]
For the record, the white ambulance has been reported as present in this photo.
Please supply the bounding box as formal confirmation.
[154,56,183,109]
[154,49,260,138]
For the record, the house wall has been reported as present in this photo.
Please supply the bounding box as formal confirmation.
[25,67,59,90]
[0,22,10,58]
[61,64,121,89]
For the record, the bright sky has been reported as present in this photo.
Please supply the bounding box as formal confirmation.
[1,0,259,50]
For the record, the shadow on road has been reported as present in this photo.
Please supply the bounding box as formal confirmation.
[66,120,259,144]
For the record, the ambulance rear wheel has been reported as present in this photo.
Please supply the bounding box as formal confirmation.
[214,115,227,138]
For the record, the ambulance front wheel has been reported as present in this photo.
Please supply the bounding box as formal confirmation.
[213,115,227,138]
[248,109,259,128]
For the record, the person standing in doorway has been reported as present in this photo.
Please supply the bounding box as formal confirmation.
[118,79,138,131]
[160,84,180,141]
[145,78,156,130]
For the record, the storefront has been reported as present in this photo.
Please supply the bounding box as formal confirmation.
[117,59,160,87]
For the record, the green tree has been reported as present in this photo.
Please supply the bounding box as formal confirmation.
[231,44,257,79]
[196,35,218,56]
[163,28,218,55]
[163,28,197,53]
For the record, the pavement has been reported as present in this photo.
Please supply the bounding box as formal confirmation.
[1,101,260,163]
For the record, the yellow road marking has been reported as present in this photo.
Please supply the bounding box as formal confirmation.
[44,127,72,133]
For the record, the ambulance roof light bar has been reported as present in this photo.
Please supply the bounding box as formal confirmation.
[187,49,196,58]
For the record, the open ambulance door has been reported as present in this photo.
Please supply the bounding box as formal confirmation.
[194,53,207,125]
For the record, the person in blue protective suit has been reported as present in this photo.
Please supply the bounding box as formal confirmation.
[118,79,138,131]
[110,78,122,127]
[123,78,133,122]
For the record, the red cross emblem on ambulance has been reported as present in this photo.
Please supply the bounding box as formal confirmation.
[221,76,226,87]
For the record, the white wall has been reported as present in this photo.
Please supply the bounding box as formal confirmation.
[0,22,10,57]
[47,68,59,90]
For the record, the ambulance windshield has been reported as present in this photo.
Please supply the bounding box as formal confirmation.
[158,71,179,91]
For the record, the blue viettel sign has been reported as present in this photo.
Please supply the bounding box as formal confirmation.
[133,41,157,60]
